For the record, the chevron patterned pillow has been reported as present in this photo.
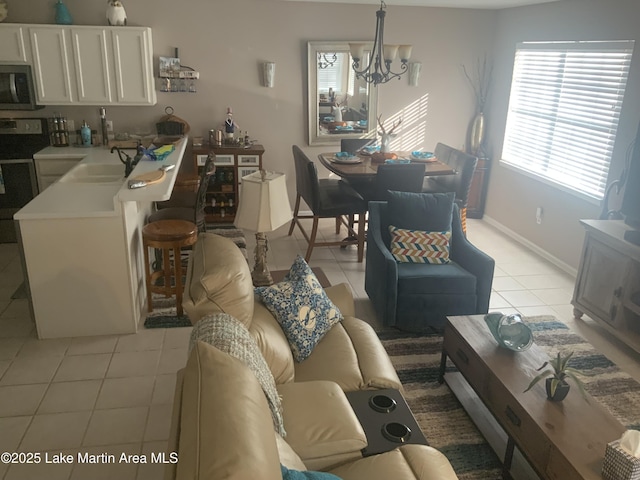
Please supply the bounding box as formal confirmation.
[389,225,452,264]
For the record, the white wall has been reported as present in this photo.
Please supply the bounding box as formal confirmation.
[484,0,640,269]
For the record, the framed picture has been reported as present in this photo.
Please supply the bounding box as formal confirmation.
[159,57,181,78]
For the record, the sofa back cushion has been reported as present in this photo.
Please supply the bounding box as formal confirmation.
[250,301,296,384]
[177,341,281,480]
[183,233,254,327]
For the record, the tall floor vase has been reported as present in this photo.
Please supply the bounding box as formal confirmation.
[469,111,485,156]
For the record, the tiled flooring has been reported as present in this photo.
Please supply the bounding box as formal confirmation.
[0,218,639,480]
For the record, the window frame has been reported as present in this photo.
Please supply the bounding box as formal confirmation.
[500,40,634,204]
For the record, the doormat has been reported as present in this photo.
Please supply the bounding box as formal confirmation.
[377,315,640,479]
[143,294,192,329]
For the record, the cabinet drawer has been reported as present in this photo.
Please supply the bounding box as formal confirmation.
[442,327,488,396]
[485,376,550,469]
[213,154,234,166]
[195,154,210,166]
[238,154,260,166]
[36,159,80,175]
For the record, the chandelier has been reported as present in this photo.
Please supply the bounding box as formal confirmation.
[349,2,412,86]
[318,52,338,69]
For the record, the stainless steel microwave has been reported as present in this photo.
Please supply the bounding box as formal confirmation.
[0,65,43,110]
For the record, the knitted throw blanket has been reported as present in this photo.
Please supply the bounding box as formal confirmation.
[188,313,286,437]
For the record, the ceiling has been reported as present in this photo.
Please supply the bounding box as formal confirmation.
[281,0,561,9]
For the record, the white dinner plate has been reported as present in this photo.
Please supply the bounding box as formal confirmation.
[330,156,362,164]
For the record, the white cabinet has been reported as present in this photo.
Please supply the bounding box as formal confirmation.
[0,25,28,63]
[111,28,155,105]
[71,28,112,104]
[29,26,74,104]
[28,24,156,106]
[34,158,81,192]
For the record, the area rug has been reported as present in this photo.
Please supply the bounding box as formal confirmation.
[206,224,248,260]
[377,315,640,480]
[143,294,192,328]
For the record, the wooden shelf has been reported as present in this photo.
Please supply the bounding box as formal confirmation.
[193,142,264,225]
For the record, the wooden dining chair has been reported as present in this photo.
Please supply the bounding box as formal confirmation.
[288,145,367,262]
[340,138,374,155]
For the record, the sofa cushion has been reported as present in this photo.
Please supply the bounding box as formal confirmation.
[277,381,367,471]
[387,191,455,232]
[328,444,458,480]
[389,225,452,264]
[176,341,281,480]
[188,313,285,436]
[275,432,307,471]
[250,301,296,384]
[294,317,402,393]
[256,256,343,362]
[183,233,254,327]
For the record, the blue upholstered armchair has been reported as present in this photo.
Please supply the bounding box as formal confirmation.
[365,192,495,331]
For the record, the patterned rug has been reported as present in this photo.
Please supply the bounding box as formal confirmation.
[377,315,640,480]
[143,294,192,328]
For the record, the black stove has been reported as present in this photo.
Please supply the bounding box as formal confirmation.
[0,118,49,242]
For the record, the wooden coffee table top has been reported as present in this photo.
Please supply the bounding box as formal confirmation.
[441,315,625,480]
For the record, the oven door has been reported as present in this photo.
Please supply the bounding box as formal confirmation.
[0,159,38,243]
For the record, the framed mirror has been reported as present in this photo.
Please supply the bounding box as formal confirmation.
[308,41,377,146]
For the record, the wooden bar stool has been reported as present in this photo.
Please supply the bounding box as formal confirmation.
[143,220,198,317]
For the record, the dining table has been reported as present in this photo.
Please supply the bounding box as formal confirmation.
[318,152,456,179]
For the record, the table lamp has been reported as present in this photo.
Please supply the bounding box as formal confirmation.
[234,170,293,286]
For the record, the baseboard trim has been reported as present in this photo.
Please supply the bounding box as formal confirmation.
[482,215,577,278]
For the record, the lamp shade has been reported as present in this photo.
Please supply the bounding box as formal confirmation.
[234,171,292,233]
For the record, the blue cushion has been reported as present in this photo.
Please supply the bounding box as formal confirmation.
[387,191,455,232]
[281,465,342,479]
[256,256,343,362]
[397,261,477,295]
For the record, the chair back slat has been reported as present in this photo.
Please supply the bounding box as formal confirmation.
[340,138,373,155]
[292,145,320,213]
[374,163,426,201]
[429,143,477,206]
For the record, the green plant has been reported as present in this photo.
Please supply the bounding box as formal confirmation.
[523,351,588,400]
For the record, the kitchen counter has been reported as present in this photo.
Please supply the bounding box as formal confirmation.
[15,137,189,339]
[16,138,187,220]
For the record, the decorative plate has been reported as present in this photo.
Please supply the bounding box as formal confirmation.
[331,156,361,164]
[410,151,437,162]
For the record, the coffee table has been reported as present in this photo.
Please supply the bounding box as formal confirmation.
[438,315,625,480]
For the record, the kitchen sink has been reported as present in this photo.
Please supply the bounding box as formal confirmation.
[59,163,125,184]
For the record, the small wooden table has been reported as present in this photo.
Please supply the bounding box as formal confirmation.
[318,152,455,180]
[439,315,625,480]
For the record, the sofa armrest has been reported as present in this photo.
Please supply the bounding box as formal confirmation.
[324,283,355,317]
[164,369,184,480]
[277,381,367,471]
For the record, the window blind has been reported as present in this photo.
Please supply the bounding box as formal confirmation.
[501,41,634,201]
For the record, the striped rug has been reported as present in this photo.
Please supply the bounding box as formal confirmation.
[377,315,640,480]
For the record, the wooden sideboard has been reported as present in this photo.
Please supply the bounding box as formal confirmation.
[193,143,264,224]
[572,219,640,353]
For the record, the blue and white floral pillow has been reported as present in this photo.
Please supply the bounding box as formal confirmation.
[255,256,343,362]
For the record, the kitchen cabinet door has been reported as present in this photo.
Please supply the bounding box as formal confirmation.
[0,25,28,63]
[70,28,112,104]
[111,27,156,105]
[29,26,74,104]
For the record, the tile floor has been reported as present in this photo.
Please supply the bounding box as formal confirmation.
[0,218,639,480]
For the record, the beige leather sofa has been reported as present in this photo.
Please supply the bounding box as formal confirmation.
[166,233,458,480]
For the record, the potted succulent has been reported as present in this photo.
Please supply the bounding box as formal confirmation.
[523,351,587,402]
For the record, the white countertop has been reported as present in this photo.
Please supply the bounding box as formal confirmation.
[15,138,188,220]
